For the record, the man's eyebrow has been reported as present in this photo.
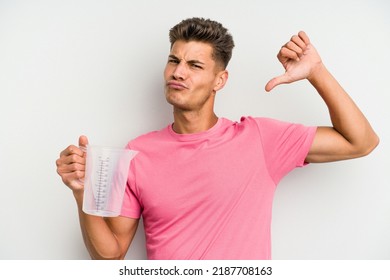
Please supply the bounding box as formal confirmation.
[168,54,179,60]
[188,59,205,65]
[168,54,205,65]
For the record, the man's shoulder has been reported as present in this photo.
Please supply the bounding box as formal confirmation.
[238,116,280,129]
[126,125,170,148]
[239,116,303,129]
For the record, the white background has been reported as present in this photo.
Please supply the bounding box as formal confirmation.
[0,0,389,259]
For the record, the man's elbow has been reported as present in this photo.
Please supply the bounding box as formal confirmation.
[88,245,124,260]
[91,251,124,260]
[355,133,380,158]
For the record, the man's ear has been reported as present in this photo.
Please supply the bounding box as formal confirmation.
[214,70,228,92]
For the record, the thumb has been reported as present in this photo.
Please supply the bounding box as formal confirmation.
[78,135,89,148]
[265,73,290,92]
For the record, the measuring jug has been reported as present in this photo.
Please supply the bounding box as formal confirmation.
[82,145,137,217]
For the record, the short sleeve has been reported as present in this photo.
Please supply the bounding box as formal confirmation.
[120,145,142,219]
[251,117,317,185]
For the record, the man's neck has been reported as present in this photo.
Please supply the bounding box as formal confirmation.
[172,109,218,134]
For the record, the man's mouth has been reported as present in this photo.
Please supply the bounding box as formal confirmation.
[166,81,189,90]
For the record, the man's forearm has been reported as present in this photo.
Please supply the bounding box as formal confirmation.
[308,64,379,156]
[73,191,123,260]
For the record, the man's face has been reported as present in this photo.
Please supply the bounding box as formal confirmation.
[164,40,226,112]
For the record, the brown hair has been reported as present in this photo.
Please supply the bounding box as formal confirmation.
[169,17,235,69]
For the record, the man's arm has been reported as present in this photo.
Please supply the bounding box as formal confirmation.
[56,136,138,259]
[305,65,379,162]
[73,190,139,259]
[265,31,379,162]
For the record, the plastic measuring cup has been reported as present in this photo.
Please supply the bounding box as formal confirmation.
[82,145,137,217]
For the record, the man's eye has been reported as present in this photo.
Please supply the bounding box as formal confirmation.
[191,64,203,69]
[168,59,179,64]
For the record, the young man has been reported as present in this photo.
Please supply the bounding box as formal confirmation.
[56,18,379,259]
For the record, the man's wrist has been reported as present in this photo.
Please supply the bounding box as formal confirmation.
[307,63,329,86]
[73,188,84,204]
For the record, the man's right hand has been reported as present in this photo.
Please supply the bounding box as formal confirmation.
[56,135,89,192]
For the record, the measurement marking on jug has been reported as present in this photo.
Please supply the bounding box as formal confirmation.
[96,156,110,211]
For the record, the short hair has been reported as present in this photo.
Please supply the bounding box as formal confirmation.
[169,17,235,69]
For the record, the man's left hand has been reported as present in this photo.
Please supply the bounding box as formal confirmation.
[265,31,323,92]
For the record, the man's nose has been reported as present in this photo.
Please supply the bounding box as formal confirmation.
[172,61,187,80]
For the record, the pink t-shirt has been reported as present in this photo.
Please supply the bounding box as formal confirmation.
[121,117,316,259]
